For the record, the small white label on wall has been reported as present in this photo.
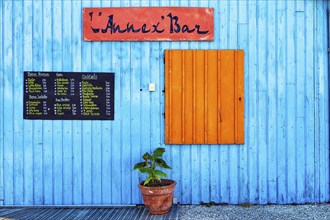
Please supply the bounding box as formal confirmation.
[149,83,156,92]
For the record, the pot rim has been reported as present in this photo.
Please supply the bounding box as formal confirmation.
[138,179,176,189]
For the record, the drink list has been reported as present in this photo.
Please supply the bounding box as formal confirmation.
[24,71,115,120]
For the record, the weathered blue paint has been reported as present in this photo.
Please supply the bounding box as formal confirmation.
[0,0,329,205]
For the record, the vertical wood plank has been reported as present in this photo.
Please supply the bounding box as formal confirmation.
[72,0,82,205]
[276,2,288,203]
[296,0,305,12]
[304,0,315,203]
[286,0,297,203]
[183,51,193,143]
[118,0,132,204]
[52,0,64,205]
[181,51,185,143]
[206,50,218,144]
[315,0,329,202]
[110,0,122,204]
[170,51,183,144]
[220,51,235,144]
[129,1,142,204]
[13,0,24,205]
[195,50,205,144]
[90,0,102,205]
[257,0,268,204]
[257,1,266,204]
[62,0,73,205]
[322,6,330,203]
[42,0,54,205]
[234,51,238,144]
[204,51,208,144]
[238,0,247,24]
[323,0,329,202]
[165,50,170,144]
[247,0,258,203]
[81,0,92,205]
[193,51,196,144]
[119,0,133,205]
[0,0,4,205]
[219,0,228,49]
[3,0,14,205]
[149,1,163,202]
[100,0,112,203]
[149,2,161,150]
[217,51,221,143]
[22,0,34,205]
[139,0,152,202]
[295,11,305,203]
[266,0,277,204]
[313,1,321,202]
[32,0,44,205]
[236,51,244,144]
[229,0,238,49]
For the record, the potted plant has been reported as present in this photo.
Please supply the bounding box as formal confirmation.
[133,147,176,214]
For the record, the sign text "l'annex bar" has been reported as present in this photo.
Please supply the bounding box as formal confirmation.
[83,7,214,41]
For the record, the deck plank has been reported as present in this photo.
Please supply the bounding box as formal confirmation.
[0,208,22,216]
[2,208,43,219]
[96,208,116,220]
[0,206,179,220]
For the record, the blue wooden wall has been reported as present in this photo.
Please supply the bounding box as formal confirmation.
[0,0,329,205]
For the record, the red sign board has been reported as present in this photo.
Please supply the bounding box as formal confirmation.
[83,7,214,41]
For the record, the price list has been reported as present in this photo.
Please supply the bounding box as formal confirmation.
[24,71,115,120]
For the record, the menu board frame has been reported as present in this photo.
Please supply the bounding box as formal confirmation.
[23,71,115,120]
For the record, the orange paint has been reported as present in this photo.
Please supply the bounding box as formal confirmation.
[183,51,193,143]
[194,50,205,143]
[220,51,235,144]
[236,50,245,144]
[165,50,244,145]
[207,50,218,144]
[83,7,214,41]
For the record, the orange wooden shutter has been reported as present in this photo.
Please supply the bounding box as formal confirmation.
[165,50,244,144]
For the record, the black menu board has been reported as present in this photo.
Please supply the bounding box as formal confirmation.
[24,71,114,120]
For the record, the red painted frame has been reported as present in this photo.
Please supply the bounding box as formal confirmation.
[83,7,214,41]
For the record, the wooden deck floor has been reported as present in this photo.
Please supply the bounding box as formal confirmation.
[0,206,179,220]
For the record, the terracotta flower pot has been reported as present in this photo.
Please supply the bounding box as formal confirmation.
[138,179,176,215]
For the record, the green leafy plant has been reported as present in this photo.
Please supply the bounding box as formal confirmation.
[133,148,172,186]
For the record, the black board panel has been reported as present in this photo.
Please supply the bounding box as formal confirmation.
[24,71,114,120]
